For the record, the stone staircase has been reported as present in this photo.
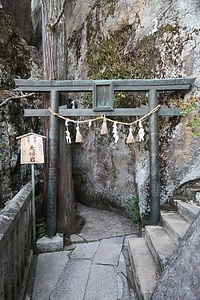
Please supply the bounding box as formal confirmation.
[177,180,200,206]
[128,199,200,300]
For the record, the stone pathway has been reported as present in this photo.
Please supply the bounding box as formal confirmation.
[70,203,140,242]
[30,204,140,300]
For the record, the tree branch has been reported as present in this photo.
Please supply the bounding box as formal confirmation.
[0,92,35,107]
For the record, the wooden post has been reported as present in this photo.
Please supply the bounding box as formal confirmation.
[46,90,59,237]
[31,164,36,247]
[148,89,160,225]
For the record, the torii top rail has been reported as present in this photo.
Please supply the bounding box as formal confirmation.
[15,78,195,237]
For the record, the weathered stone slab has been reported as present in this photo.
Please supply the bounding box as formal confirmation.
[145,225,177,272]
[32,251,69,300]
[118,252,127,276]
[84,265,118,300]
[70,241,99,259]
[174,200,200,223]
[70,234,85,244]
[50,259,91,300]
[93,237,123,266]
[36,234,63,253]
[128,237,159,300]
[117,253,131,299]
[161,212,190,246]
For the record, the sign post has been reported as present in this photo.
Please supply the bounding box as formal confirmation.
[31,163,35,244]
[16,133,46,247]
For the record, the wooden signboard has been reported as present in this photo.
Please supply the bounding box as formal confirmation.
[17,133,46,164]
[16,132,46,245]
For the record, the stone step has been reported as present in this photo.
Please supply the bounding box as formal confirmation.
[186,186,200,193]
[172,199,200,223]
[128,237,159,300]
[161,212,190,246]
[145,226,177,272]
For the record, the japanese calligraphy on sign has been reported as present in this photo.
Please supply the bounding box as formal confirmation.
[16,133,46,164]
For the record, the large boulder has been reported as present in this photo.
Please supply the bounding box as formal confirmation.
[65,0,200,217]
[152,211,200,300]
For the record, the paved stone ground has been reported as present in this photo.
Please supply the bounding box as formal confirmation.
[29,203,140,300]
[72,203,140,242]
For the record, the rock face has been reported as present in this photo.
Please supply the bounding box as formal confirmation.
[152,211,200,300]
[0,89,42,207]
[73,127,138,215]
[65,0,200,217]
[1,0,39,47]
[0,10,41,207]
[0,10,31,89]
[31,0,42,50]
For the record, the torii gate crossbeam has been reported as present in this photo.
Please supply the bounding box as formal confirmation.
[15,78,195,237]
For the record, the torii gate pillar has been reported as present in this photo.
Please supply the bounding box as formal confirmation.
[149,90,160,225]
[46,90,59,237]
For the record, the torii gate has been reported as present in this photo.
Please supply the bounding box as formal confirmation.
[15,77,195,237]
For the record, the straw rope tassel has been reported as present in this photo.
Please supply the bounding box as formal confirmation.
[126,126,134,144]
[75,124,84,143]
[101,117,108,135]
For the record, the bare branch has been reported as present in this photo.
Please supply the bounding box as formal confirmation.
[0,93,35,107]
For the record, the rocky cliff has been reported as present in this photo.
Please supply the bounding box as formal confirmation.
[1,0,200,219]
[64,0,200,218]
[1,0,40,47]
[0,8,41,207]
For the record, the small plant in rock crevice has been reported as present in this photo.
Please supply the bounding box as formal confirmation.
[124,196,140,222]
[179,96,200,137]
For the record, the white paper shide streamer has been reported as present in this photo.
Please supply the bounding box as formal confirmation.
[138,121,145,141]
[112,122,119,144]
[65,119,71,144]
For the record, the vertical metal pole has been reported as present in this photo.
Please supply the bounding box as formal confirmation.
[148,89,160,225]
[46,90,59,237]
[31,164,36,246]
